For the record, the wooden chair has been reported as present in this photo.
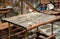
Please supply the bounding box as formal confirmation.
[0,8,13,30]
[0,23,13,30]
[0,10,12,31]
[0,0,13,30]
[41,0,50,4]
[54,0,60,8]
[46,34,56,39]
[36,0,50,11]
[54,0,60,3]
[0,25,23,39]
[40,0,50,11]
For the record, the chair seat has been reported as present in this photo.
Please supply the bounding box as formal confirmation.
[0,22,14,30]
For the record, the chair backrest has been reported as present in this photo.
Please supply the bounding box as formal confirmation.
[54,0,60,3]
[41,0,50,4]
[54,0,60,8]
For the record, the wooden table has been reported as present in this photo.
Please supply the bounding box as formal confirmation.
[2,12,60,39]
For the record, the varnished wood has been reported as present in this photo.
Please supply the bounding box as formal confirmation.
[54,0,60,3]
[54,0,60,8]
[42,10,60,15]
[0,26,22,35]
[21,0,23,14]
[51,22,54,35]
[46,34,56,39]
[8,23,11,39]
[0,23,13,30]
[0,8,12,10]
[54,8,60,12]
[41,0,50,4]
[1,10,10,14]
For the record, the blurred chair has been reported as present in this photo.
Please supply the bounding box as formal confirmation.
[41,0,50,4]
[54,0,60,8]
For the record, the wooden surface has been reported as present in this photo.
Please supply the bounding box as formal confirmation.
[0,8,12,30]
[54,0,60,3]
[46,34,56,39]
[1,10,11,14]
[0,8,12,10]
[0,22,13,30]
[0,7,12,14]
[2,12,60,30]
[54,8,60,12]
[0,10,11,14]
[43,10,60,15]
[41,0,50,4]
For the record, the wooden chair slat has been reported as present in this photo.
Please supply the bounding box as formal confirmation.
[41,0,50,4]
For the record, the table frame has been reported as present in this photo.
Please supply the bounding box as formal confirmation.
[2,16,60,39]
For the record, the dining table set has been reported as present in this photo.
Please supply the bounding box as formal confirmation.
[1,9,60,39]
[0,0,60,39]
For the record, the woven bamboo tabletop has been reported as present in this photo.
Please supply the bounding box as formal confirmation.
[2,12,60,30]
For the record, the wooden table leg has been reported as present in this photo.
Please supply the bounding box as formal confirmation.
[25,30,28,39]
[23,28,28,39]
[5,13,8,18]
[8,22,11,39]
[51,22,54,35]
[36,27,39,39]
[51,22,56,39]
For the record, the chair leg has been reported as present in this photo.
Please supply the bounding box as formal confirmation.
[51,36,56,39]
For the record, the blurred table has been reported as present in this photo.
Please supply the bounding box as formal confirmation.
[2,12,60,39]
